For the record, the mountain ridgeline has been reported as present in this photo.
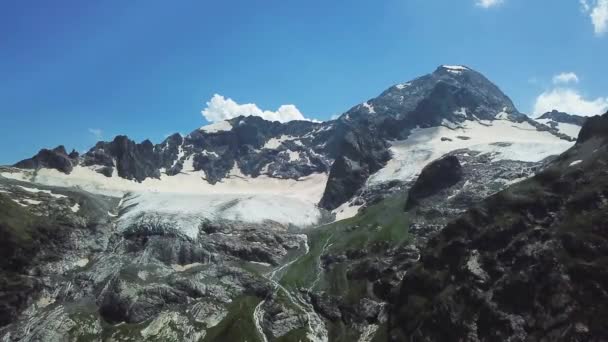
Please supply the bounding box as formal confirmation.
[14,65,576,211]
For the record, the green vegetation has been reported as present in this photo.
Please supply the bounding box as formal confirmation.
[0,194,38,256]
[281,193,411,291]
[203,296,262,342]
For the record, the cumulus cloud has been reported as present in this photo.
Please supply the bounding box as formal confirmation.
[476,0,504,8]
[201,94,314,123]
[533,88,608,117]
[581,0,608,35]
[552,72,579,85]
[88,128,103,140]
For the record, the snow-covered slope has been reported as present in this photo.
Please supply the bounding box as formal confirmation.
[535,110,586,139]
[1,164,329,231]
[118,192,323,239]
[368,119,573,184]
[536,119,581,139]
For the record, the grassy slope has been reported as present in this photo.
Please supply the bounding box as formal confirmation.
[282,193,411,291]
[280,193,412,341]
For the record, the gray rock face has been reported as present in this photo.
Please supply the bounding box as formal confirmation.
[577,111,608,143]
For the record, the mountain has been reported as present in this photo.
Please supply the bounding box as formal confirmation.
[390,112,608,341]
[11,65,576,214]
[0,65,596,342]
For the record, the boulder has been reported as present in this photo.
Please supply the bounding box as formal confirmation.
[405,155,463,209]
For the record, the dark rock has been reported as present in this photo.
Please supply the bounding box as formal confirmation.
[577,111,608,143]
[405,155,463,209]
[319,125,390,210]
[14,145,76,174]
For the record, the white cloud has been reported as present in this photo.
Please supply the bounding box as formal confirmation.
[201,94,314,123]
[533,88,608,117]
[88,128,103,140]
[581,0,608,36]
[552,72,579,85]
[475,0,504,8]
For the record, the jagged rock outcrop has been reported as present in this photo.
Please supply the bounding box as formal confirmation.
[577,111,608,143]
[390,112,608,341]
[86,136,161,181]
[14,145,78,174]
[319,123,391,210]
[405,155,463,209]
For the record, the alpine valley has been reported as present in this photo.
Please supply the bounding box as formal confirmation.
[1,65,606,342]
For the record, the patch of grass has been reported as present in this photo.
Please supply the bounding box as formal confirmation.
[0,194,37,245]
[281,193,411,291]
[203,295,262,342]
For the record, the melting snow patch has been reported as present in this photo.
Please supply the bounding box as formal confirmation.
[171,143,185,168]
[454,108,468,118]
[362,102,376,114]
[442,65,468,72]
[466,250,489,282]
[495,111,510,120]
[74,258,89,268]
[285,150,301,162]
[70,203,80,213]
[200,120,233,133]
[395,83,411,90]
[333,201,362,221]
[264,135,297,149]
[18,185,67,198]
[569,160,583,167]
[171,263,203,272]
[554,122,582,139]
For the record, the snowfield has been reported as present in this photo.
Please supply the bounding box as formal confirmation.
[1,164,329,233]
[118,192,323,239]
[368,119,575,184]
[199,120,233,133]
[536,118,582,139]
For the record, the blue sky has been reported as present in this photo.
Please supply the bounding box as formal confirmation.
[1,0,607,164]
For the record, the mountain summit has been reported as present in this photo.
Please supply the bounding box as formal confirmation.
[341,65,521,135]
